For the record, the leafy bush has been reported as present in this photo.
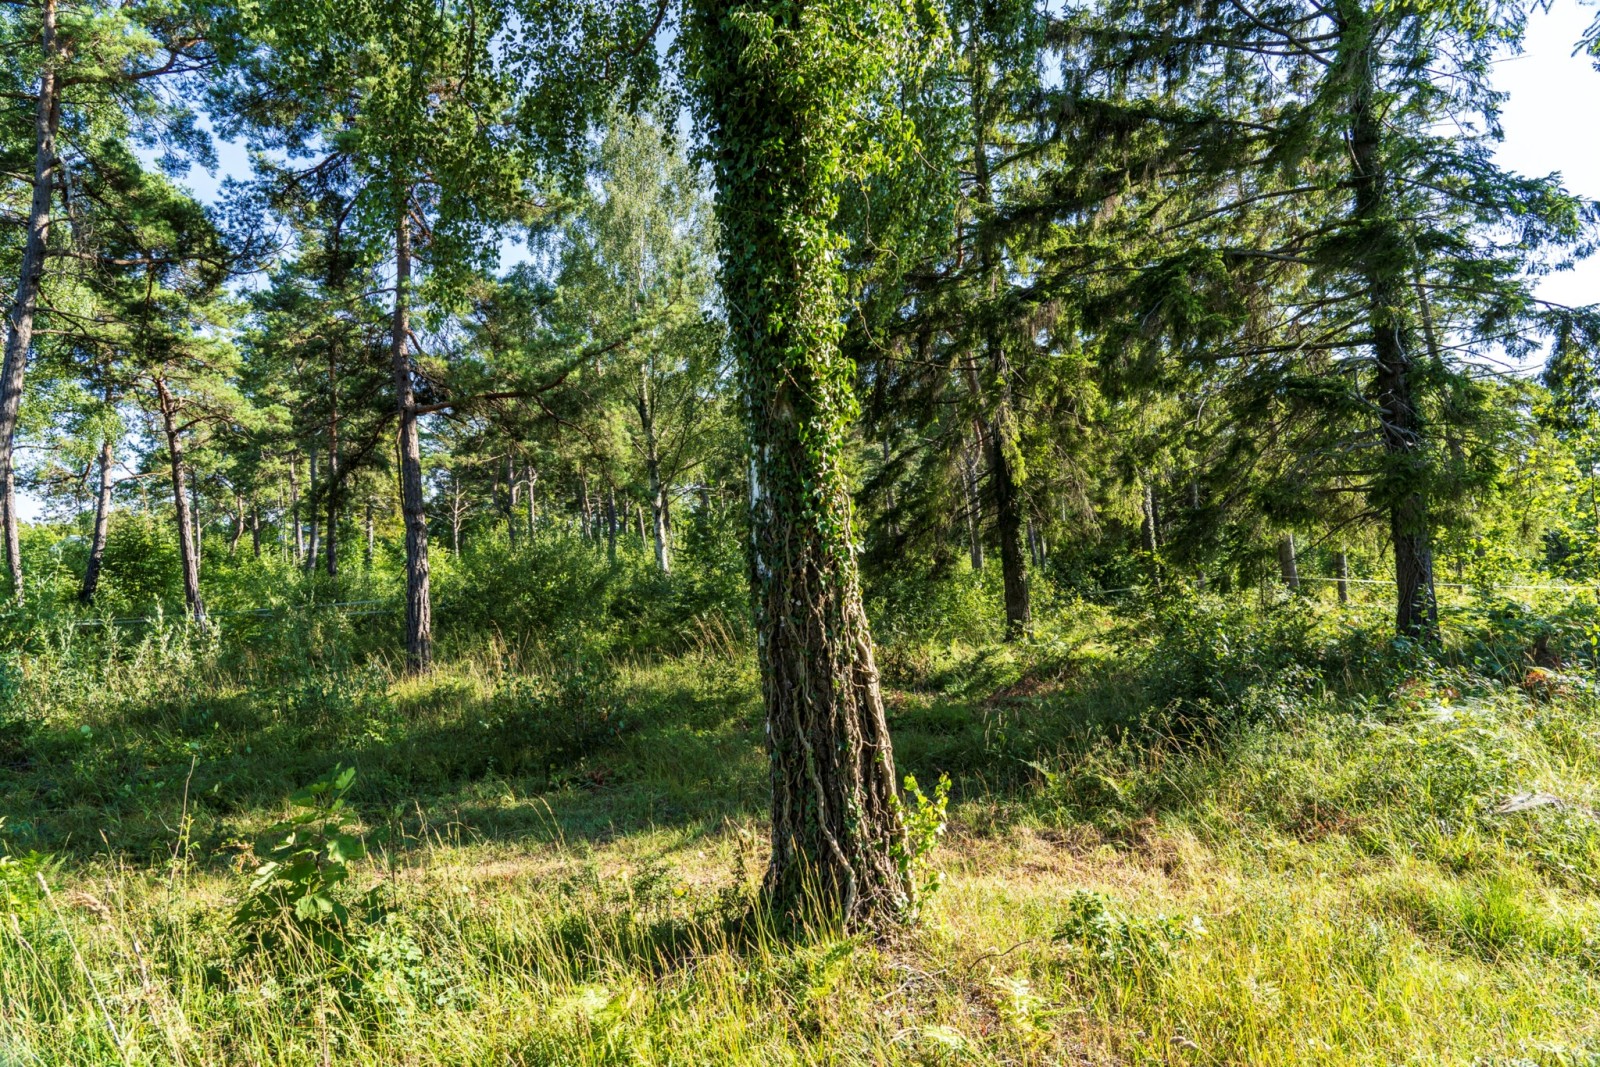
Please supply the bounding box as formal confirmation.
[1052,890,1205,971]
[234,765,382,953]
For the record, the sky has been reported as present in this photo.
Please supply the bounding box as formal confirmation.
[1494,0,1600,310]
[14,5,1600,522]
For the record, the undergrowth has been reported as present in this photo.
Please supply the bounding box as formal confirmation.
[4,585,1600,1064]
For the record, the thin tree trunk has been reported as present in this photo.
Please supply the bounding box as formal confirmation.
[364,500,374,568]
[1141,481,1161,590]
[1278,534,1300,590]
[635,372,672,574]
[392,210,431,670]
[229,493,245,556]
[79,434,114,605]
[288,453,303,564]
[605,484,617,564]
[525,464,537,535]
[0,0,63,599]
[1336,549,1350,604]
[578,469,593,540]
[326,352,339,579]
[191,477,203,580]
[1348,9,1437,640]
[963,441,984,571]
[503,453,518,548]
[250,503,261,558]
[451,473,463,555]
[695,0,908,924]
[304,449,319,573]
[156,379,205,627]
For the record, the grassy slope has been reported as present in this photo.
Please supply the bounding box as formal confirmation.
[3,601,1600,1065]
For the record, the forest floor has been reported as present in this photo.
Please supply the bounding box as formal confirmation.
[4,597,1600,1065]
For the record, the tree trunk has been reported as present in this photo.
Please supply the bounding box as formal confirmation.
[1278,534,1299,590]
[963,441,984,571]
[694,0,909,924]
[0,0,63,599]
[229,493,245,556]
[191,477,203,579]
[450,473,463,555]
[605,484,618,565]
[502,454,518,548]
[79,434,114,605]
[635,372,672,574]
[525,464,537,535]
[989,431,1029,638]
[326,355,339,579]
[288,453,303,564]
[1347,9,1437,641]
[392,211,431,670]
[250,503,261,558]
[1336,549,1350,604]
[304,449,319,573]
[156,379,205,627]
[364,500,374,568]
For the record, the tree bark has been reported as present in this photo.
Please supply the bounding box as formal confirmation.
[229,493,245,556]
[525,463,537,535]
[326,350,339,579]
[191,477,203,579]
[0,0,64,599]
[1347,7,1437,640]
[635,370,673,574]
[364,499,374,567]
[605,483,618,564]
[79,434,114,605]
[156,379,205,627]
[1335,549,1350,604]
[288,452,303,564]
[963,440,984,571]
[392,211,431,670]
[1278,533,1299,590]
[695,0,909,924]
[304,448,319,573]
[250,503,261,558]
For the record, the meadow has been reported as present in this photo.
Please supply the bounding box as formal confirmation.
[3,532,1599,1066]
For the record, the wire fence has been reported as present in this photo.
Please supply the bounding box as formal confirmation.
[1,599,394,629]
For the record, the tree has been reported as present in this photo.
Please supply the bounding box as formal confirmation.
[687,0,939,923]
[0,0,215,597]
[554,112,722,575]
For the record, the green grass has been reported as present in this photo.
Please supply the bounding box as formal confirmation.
[5,595,1600,1064]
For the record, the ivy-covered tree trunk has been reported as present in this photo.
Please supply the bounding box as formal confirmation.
[79,435,114,605]
[1346,8,1437,641]
[693,0,910,925]
[156,379,206,627]
[0,0,64,598]
[392,212,432,670]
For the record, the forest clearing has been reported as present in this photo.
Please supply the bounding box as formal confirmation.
[5,0,1600,1062]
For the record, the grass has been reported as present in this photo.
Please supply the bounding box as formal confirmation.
[5,591,1600,1064]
